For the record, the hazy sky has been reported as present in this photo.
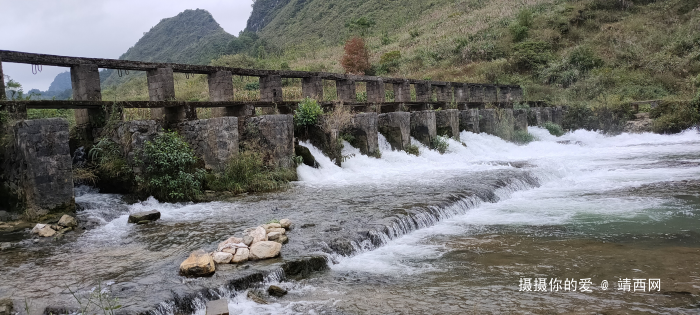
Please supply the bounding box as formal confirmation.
[1,0,254,91]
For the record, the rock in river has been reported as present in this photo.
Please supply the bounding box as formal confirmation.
[246,226,267,244]
[57,214,78,228]
[212,252,233,264]
[231,248,249,263]
[268,285,288,297]
[267,231,281,241]
[279,219,292,229]
[31,224,56,237]
[128,210,161,224]
[249,241,282,260]
[179,250,216,277]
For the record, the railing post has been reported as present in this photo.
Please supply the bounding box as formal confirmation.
[0,57,5,100]
[208,70,236,117]
[366,80,385,104]
[415,82,432,102]
[435,83,452,109]
[468,84,484,104]
[148,67,195,126]
[453,83,467,109]
[71,64,107,140]
[336,79,356,103]
[393,80,410,103]
[483,84,498,105]
[260,75,283,102]
[302,76,323,101]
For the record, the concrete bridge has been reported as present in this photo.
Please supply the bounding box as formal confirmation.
[0,50,566,215]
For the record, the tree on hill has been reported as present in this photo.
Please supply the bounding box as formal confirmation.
[341,37,370,75]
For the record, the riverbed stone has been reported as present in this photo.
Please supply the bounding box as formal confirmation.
[31,224,56,237]
[247,291,268,304]
[218,236,244,251]
[266,227,286,235]
[247,226,268,245]
[231,248,249,263]
[205,299,229,315]
[128,210,161,224]
[179,250,216,277]
[212,252,233,264]
[58,214,78,228]
[249,241,282,260]
[242,236,254,247]
[264,223,281,229]
[268,285,288,297]
[274,235,289,245]
[279,219,292,229]
[0,298,13,315]
[267,231,281,241]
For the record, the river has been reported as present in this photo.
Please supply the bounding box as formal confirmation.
[1,127,699,314]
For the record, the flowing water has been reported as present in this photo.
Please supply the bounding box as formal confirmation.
[1,128,700,315]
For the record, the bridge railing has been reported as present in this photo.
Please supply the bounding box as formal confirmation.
[0,50,526,127]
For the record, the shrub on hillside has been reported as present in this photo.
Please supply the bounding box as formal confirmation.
[341,37,371,75]
[650,101,700,134]
[511,41,553,71]
[136,132,205,202]
[378,51,402,74]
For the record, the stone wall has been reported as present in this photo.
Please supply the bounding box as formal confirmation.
[410,111,436,146]
[378,112,411,151]
[435,109,460,140]
[513,109,528,132]
[242,115,294,168]
[1,118,74,216]
[179,117,239,170]
[459,109,480,134]
[109,120,163,175]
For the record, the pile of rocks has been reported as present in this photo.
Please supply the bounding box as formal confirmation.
[30,215,78,238]
[180,219,292,277]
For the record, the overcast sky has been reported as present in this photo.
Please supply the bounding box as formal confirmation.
[1,0,254,91]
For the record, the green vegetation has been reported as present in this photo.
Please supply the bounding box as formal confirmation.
[294,97,323,127]
[89,138,133,186]
[512,130,537,144]
[206,151,297,194]
[430,136,450,154]
[405,144,420,156]
[650,101,700,134]
[136,132,205,202]
[543,122,565,137]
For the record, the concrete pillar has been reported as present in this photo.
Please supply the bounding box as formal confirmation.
[410,110,436,146]
[241,115,294,168]
[1,118,75,215]
[528,108,542,126]
[435,109,460,140]
[378,112,411,151]
[302,76,323,101]
[497,85,511,103]
[208,71,236,117]
[415,82,432,102]
[179,117,238,170]
[552,107,564,126]
[511,86,524,102]
[459,109,480,133]
[479,109,497,136]
[367,80,385,103]
[71,64,104,128]
[468,84,483,103]
[336,79,356,103]
[540,107,553,123]
[148,67,195,125]
[483,85,498,104]
[514,109,528,131]
[393,80,411,102]
[0,57,5,100]
[345,113,379,157]
[260,75,283,102]
[479,109,514,140]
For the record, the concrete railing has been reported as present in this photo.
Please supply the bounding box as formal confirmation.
[0,50,525,127]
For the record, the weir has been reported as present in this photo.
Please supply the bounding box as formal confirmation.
[0,50,572,216]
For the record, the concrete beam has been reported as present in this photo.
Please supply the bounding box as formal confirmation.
[459,109,480,133]
[336,79,356,103]
[302,76,323,101]
[378,112,411,151]
[415,82,432,102]
[510,86,524,102]
[435,109,460,140]
[260,75,283,102]
[208,71,236,117]
[497,85,511,103]
[410,110,436,146]
[0,57,5,100]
